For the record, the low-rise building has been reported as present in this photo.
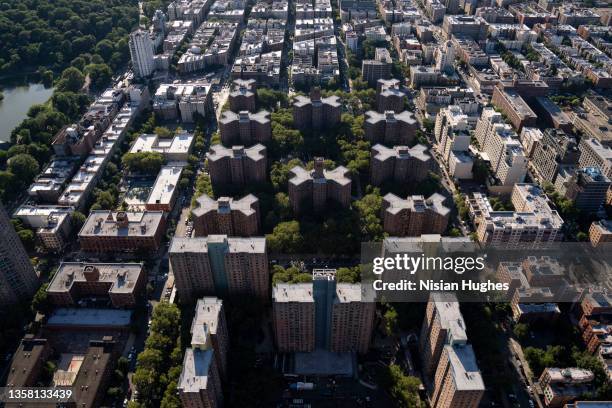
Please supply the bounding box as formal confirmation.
[47,262,145,308]
[192,194,260,237]
[78,211,166,253]
[539,367,594,408]
[146,165,183,212]
[13,205,74,252]
[129,132,195,162]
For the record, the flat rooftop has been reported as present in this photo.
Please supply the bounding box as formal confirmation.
[46,308,133,327]
[169,235,266,254]
[147,165,183,206]
[48,262,144,295]
[80,210,165,238]
[446,344,485,391]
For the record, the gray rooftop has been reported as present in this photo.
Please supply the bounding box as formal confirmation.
[79,211,165,238]
[169,235,266,254]
[192,194,258,218]
[383,192,450,217]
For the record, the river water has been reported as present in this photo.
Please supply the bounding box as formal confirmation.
[0,82,54,142]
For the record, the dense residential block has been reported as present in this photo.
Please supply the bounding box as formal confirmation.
[370,144,433,185]
[468,184,563,248]
[288,157,351,214]
[207,144,267,186]
[169,235,268,303]
[192,194,260,237]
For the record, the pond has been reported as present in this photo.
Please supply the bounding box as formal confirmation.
[0,81,54,142]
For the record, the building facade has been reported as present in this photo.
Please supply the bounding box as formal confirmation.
[293,87,342,131]
[382,193,450,236]
[192,194,260,237]
[0,204,39,305]
[364,110,418,145]
[169,235,268,303]
[370,144,434,185]
[78,211,166,253]
[288,158,351,214]
[219,110,272,145]
[207,144,267,186]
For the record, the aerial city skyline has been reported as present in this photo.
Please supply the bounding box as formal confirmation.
[0,0,612,406]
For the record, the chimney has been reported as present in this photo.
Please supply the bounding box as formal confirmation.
[313,157,325,178]
[232,146,245,157]
[310,87,321,102]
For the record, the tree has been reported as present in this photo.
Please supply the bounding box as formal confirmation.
[337,266,360,283]
[32,283,51,314]
[8,153,39,185]
[160,380,181,408]
[449,228,462,237]
[384,364,421,407]
[353,188,384,241]
[71,211,86,230]
[17,229,35,250]
[57,67,85,92]
[136,348,163,371]
[257,88,288,110]
[122,152,165,175]
[513,323,529,341]
[86,63,113,89]
[384,306,398,336]
[155,127,173,138]
[266,221,304,253]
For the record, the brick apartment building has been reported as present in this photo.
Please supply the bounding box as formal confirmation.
[219,110,271,145]
[293,87,342,131]
[78,210,166,253]
[364,110,418,145]
[229,79,257,112]
[169,235,268,303]
[288,157,351,214]
[370,144,433,185]
[47,262,145,308]
[382,193,450,236]
[192,194,260,237]
[207,144,267,186]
